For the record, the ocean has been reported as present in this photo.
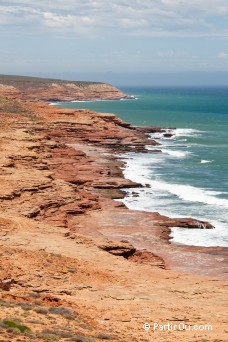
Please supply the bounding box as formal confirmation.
[57,87,228,247]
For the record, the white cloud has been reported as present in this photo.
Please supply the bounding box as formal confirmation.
[0,5,42,27]
[43,12,75,28]
[1,0,228,37]
[218,52,228,59]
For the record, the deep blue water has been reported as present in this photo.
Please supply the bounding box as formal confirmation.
[57,87,228,247]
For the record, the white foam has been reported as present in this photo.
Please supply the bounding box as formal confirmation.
[147,179,228,208]
[120,97,137,100]
[149,132,164,139]
[49,102,60,106]
[149,129,175,141]
[123,157,153,182]
[71,100,94,103]
[121,154,228,247]
[174,128,203,137]
[71,97,136,103]
[121,127,227,247]
[171,220,228,247]
[123,157,228,209]
[200,159,214,164]
[161,149,191,158]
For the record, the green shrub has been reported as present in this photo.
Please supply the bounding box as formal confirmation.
[0,300,14,307]
[37,333,59,341]
[18,302,33,311]
[34,307,49,315]
[3,319,31,333]
[48,306,74,319]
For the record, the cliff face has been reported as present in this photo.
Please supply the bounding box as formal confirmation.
[0,75,129,102]
[0,81,227,342]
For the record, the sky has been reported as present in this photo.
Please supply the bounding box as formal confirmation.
[1,0,228,86]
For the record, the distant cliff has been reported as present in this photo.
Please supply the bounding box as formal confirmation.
[0,75,129,102]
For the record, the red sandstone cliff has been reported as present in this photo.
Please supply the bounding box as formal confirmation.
[0,75,130,102]
[0,77,227,342]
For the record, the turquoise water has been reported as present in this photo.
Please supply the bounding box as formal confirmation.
[57,87,228,247]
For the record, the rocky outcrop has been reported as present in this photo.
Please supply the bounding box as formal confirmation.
[98,239,136,257]
[128,250,165,268]
[0,278,14,291]
[0,75,129,102]
[147,214,214,229]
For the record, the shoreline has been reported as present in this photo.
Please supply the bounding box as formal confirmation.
[0,84,227,340]
[120,125,228,248]
[120,150,228,248]
[50,95,136,105]
[34,100,228,277]
[66,142,227,279]
[0,94,227,276]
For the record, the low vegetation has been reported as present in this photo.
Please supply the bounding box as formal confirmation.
[0,299,115,341]
[0,96,32,116]
[2,318,31,333]
[0,74,103,90]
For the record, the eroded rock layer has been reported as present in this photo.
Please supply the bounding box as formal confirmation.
[0,82,227,342]
[0,75,130,102]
